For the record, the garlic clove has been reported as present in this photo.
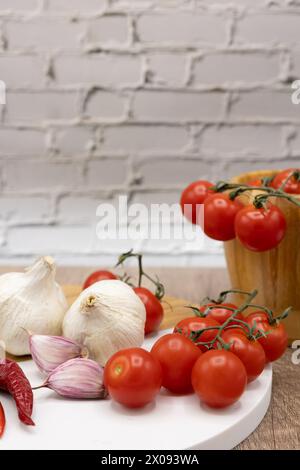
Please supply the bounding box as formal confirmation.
[29,334,88,375]
[37,358,107,399]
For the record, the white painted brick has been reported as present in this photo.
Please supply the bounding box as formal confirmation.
[4,161,82,191]
[0,56,44,88]
[7,226,96,255]
[110,0,152,8]
[198,125,283,157]
[193,53,279,86]
[0,197,49,223]
[1,3,299,264]
[0,0,38,12]
[5,91,78,123]
[291,51,300,75]
[0,225,6,250]
[55,55,142,87]
[111,1,194,10]
[0,129,45,156]
[101,125,190,154]
[137,13,226,45]
[130,190,182,224]
[131,190,181,206]
[113,0,194,7]
[230,91,300,121]
[6,19,84,51]
[58,196,108,224]
[89,237,137,256]
[289,127,300,154]
[133,91,224,122]
[196,0,267,5]
[235,14,300,46]
[147,53,187,87]
[86,159,128,187]
[139,159,212,184]
[85,91,127,121]
[47,0,106,13]
[86,16,129,47]
[52,127,94,156]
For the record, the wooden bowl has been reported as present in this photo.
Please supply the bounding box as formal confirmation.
[224,169,300,343]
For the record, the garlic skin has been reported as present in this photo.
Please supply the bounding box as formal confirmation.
[29,334,88,374]
[63,280,146,366]
[0,257,68,356]
[42,358,107,399]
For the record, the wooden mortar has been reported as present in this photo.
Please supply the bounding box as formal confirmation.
[224,169,300,343]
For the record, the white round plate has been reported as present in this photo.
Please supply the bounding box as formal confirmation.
[0,330,272,450]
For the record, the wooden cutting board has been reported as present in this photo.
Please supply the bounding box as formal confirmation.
[63,285,196,330]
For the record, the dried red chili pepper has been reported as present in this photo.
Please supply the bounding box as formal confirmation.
[0,401,5,437]
[0,359,34,426]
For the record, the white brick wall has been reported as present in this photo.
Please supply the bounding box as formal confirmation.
[0,1,299,265]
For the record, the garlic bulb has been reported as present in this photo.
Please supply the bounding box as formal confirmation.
[0,257,68,356]
[63,280,146,366]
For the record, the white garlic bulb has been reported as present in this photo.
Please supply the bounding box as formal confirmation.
[62,280,146,366]
[0,257,68,356]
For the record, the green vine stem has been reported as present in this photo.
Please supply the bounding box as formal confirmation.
[116,250,165,300]
[200,288,258,306]
[278,170,300,191]
[213,180,300,209]
[185,289,290,349]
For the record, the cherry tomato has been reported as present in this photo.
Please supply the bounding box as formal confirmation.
[203,194,243,241]
[83,270,117,289]
[221,330,266,383]
[223,326,248,337]
[247,178,263,187]
[104,348,162,408]
[246,311,288,362]
[199,302,243,326]
[173,316,220,352]
[271,168,300,194]
[192,350,247,408]
[134,287,164,335]
[151,333,202,394]
[180,180,214,224]
[235,203,286,252]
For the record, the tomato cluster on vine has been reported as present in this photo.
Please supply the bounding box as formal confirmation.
[180,168,300,252]
[104,288,290,410]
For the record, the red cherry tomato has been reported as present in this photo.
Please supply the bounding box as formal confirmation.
[104,348,162,408]
[223,326,248,337]
[247,178,263,187]
[151,333,202,394]
[83,270,117,289]
[173,316,220,352]
[246,311,288,362]
[235,203,286,252]
[203,194,243,241]
[199,303,243,326]
[134,287,164,335]
[271,168,300,194]
[180,180,214,224]
[221,330,266,383]
[192,350,247,408]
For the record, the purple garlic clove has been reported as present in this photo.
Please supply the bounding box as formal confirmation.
[29,333,88,374]
[39,358,107,399]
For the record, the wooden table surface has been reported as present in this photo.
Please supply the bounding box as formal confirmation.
[1,265,299,450]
